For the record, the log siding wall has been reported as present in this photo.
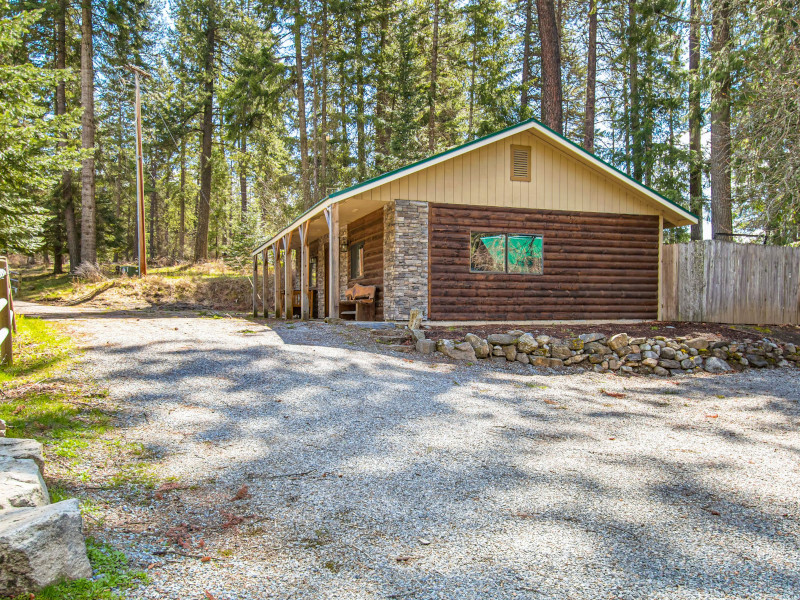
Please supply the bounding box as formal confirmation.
[345,208,384,320]
[428,204,660,321]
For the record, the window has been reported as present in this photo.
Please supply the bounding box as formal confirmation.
[310,256,318,287]
[510,145,531,182]
[470,232,543,274]
[350,241,364,279]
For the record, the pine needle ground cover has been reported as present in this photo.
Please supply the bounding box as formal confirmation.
[0,316,149,599]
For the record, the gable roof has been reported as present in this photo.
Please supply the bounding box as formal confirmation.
[253,116,698,256]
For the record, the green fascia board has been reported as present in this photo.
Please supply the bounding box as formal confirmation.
[253,116,697,253]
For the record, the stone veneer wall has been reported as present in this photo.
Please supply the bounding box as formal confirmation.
[316,234,327,318]
[383,199,429,321]
[339,225,349,304]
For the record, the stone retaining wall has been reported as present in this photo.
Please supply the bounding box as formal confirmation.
[418,329,800,376]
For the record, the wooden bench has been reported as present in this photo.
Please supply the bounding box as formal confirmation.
[340,284,378,321]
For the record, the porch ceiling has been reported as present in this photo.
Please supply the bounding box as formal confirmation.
[284,195,387,249]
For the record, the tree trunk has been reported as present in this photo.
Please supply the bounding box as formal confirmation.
[179,134,186,260]
[80,0,96,265]
[428,0,440,152]
[320,0,329,188]
[521,0,533,111]
[355,19,366,181]
[374,0,389,171]
[56,0,79,272]
[194,0,216,262]
[689,0,703,240]
[582,0,596,152]
[468,32,476,136]
[628,0,641,180]
[710,0,732,239]
[240,135,247,215]
[294,4,310,209]
[149,157,157,260]
[536,0,563,134]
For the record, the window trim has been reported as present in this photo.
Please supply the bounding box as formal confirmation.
[349,241,365,279]
[469,231,544,275]
[510,144,532,182]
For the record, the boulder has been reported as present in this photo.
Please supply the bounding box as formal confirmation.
[642,350,659,360]
[516,353,530,365]
[437,340,477,361]
[659,359,682,370]
[588,354,605,364]
[0,499,92,597]
[567,338,584,351]
[530,357,564,369]
[564,354,587,365]
[686,337,710,350]
[0,420,5,437]
[507,330,526,337]
[653,366,670,377]
[615,345,632,358]
[607,333,629,351]
[579,332,605,343]
[660,347,676,360]
[535,335,551,345]
[492,345,504,357]
[584,342,611,355]
[516,333,539,354]
[629,337,647,345]
[0,459,49,512]
[550,344,572,360]
[704,357,731,373]
[409,329,426,342]
[503,345,517,362]
[680,358,694,370]
[0,439,44,474]
[746,353,769,368]
[415,339,436,354]
[625,353,642,362]
[642,357,658,368]
[465,334,491,359]
[407,309,424,331]
[487,333,518,346]
[675,351,689,361]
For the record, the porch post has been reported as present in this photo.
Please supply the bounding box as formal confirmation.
[283,231,294,320]
[252,254,258,317]
[299,222,310,320]
[262,248,268,318]
[272,242,282,318]
[324,204,339,319]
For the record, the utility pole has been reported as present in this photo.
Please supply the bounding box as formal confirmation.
[125,65,151,276]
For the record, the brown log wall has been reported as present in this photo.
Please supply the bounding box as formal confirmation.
[428,204,660,321]
[346,208,384,320]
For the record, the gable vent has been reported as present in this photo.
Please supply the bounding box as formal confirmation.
[510,145,532,182]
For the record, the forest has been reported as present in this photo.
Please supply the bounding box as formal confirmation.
[1,0,798,271]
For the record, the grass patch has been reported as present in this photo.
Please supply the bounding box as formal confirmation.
[11,539,148,600]
[0,315,73,385]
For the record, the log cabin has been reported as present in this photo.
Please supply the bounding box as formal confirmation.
[251,117,698,323]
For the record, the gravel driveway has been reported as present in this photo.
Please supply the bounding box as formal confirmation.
[19,302,800,600]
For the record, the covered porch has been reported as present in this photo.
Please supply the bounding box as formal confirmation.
[250,194,386,321]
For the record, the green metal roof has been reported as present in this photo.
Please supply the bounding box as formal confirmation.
[253,116,698,255]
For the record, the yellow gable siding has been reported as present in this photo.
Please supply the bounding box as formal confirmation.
[349,131,661,217]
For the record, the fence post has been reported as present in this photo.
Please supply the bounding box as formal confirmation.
[0,257,13,366]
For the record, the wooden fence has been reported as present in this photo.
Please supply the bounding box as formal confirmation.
[0,256,18,365]
[662,241,800,325]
